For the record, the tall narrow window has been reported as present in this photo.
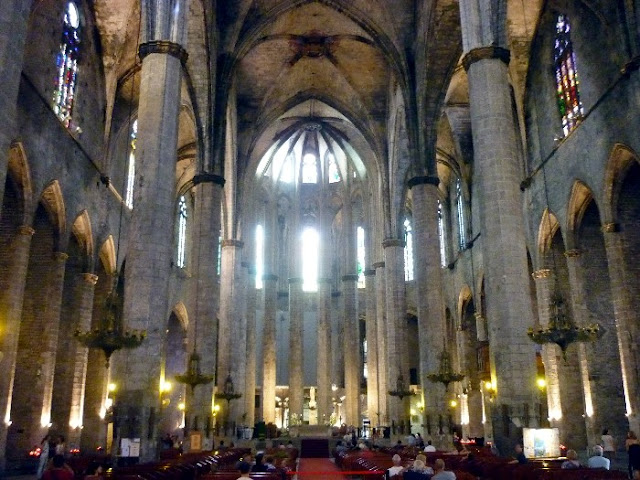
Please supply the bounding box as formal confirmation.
[125,119,137,209]
[356,226,366,288]
[328,154,340,183]
[363,339,368,380]
[554,14,583,136]
[176,196,188,268]
[404,218,414,281]
[302,154,318,184]
[53,1,81,127]
[301,227,319,292]
[438,200,447,268]
[456,178,466,251]
[216,235,222,276]
[256,225,264,289]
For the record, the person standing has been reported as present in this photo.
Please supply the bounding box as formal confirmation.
[601,429,616,460]
[627,431,640,479]
[55,435,66,456]
[36,434,50,480]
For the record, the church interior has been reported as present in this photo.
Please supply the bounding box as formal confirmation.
[1,0,640,474]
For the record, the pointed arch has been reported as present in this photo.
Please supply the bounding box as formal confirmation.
[537,208,560,254]
[458,285,473,328]
[72,210,94,271]
[7,142,34,222]
[98,235,117,275]
[603,143,640,223]
[171,301,189,332]
[567,180,594,237]
[40,180,66,244]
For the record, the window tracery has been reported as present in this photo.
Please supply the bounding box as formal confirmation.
[404,218,414,281]
[176,195,187,268]
[125,120,137,209]
[554,14,583,136]
[53,1,81,127]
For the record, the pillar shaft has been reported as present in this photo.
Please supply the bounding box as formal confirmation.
[364,269,378,426]
[0,1,31,217]
[383,240,408,425]
[288,278,304,421]
[373,262,387,427]
[0,226,33,467]
[602,226,640,433]
[342,274,360,426]
[244,266,257,427]
[116,43,184,460]
[262,274,278,423]
[461,45,538,452]
[317,278,332,424]
[410,180,449,439]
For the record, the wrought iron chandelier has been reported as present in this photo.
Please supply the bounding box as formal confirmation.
[216,374,242,404]
[175,351,213,392]
[388,374,416,400]
[426,347,465,390]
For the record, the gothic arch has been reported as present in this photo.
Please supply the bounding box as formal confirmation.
[171,301,189,332]
[566,179,594,248]
[98,235,117,275]
[603,143,640,223]
[72,210,94,271]
[39,180,66,249]
[458,285,473,328]
[536,208,560,255]
[7,142,34,223]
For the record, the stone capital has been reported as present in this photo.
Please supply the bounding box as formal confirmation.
[462,46,511,71]
[407,175,439,189]
[53,251,69,262]
[341,274,359,282]
[138,40,188,65]
[372,261,385,269]
[601,222,620,233]
[192,172,225,187]
[317,277,332,284]
[531,268,552,279]
[288,277,304,284]
[382,238,404,248]
[262,273,278,282]
[363,269,376,277]
[82,273,99,285]
[564,249,582,258]
[17,225,35,236]
[221,239,244,248]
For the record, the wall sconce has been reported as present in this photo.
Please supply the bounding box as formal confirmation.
[484,380,496,401]
[536,378,547,390]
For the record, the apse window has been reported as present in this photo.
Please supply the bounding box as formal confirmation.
[438,200,447,268]
[404,218,414,281]
[456,178,466,251]
[357,226,366,288]
[125,119,137,209]
[53,1,81,128]
[279,156,294,183]
[176,196,188,268]
[301,227,319,292]
[328,154,341,183]
[255,225,264,289]
[554,14,583,136]
[302,154,318,184]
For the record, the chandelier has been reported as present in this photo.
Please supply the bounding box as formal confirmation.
[426,348,465,390]
[175,352,213,392]
[74,280,145,368]
[388,374,416,400]
[528,293,599,359]
[216,374,242,404]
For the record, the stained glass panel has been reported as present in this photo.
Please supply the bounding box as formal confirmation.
[53,2,81,127]
[554,14,583,136]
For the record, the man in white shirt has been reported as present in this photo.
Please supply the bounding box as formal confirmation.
[432,458,456,479]
[424,440,436,452]
[587,445,611,470]
[387,454,405,478]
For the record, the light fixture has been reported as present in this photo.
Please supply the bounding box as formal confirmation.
[426,347,465,390]
[450,400,458,408]
[108,383,117,393]
[536,378,547,389]
[160,380,172,393]
[388,374,416,400]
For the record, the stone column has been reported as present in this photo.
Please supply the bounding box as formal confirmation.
[342,273,360,426]
[383,239,408,428]
[66,273,98,446]
[229,258,248,428]
[217,239,245,431]
[373,261,387,427]
[244,264,257,427]
[262,273,278,424]
[0,225,33,468]
[364,269,378,426]
[458,27,539,451]
[317,278,332,424]
[601,224,640,434]
[190,177,223,442]
[116,39,186,460]
[0,1,31,216]
[288,277,304,422]
[409,177,449,443]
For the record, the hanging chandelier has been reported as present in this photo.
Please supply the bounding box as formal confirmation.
[175,351,213,392]
[74,279,145,368]
[527,293,599,359]
[426,347,465,390]
[388,374,416,400]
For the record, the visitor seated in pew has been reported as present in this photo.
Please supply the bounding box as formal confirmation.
[235,461,251,480]
[561,449,581,469]
[252,453,269,472]
[587,445,611,470]
[423,440,436,452]
[431,459,455,480]
[387,454,405,478]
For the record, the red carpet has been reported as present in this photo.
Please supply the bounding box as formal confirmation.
[297,458,349,480]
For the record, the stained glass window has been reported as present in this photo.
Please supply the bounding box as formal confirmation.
[302,227,319,292]
[554,14,583,136]
[53,2,81,127]
[357,226,365,288]
[176,196,187,268]
[256,225,264,289]
[328,154,340,183]
[125,119,137,209]
[456,178,466,251]
[404,218,414,281]
[216,234,222,276]
[438,200,447,267]
[302,154,318,183]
